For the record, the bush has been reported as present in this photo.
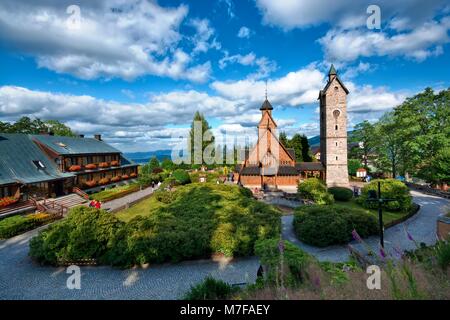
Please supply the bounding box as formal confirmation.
[154,189,177,204]
[184,276,238,300]
[357,179,412,211]
[172,169,191,185]
[328,187,353,201]
[297,178,334,205]
[29,207,123,265]
[90,184,141,202]
[293,205,378,247]
[254,239,311,287]
[436,241,450,270]
[0,213,55,239]
[30,184,281,267]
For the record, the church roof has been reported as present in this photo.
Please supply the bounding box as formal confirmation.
[295,162,325,171]
[260,99,273,110]
[328,64,337,76]
[318,65,349,98]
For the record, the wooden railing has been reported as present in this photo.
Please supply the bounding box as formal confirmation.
[73,187,90,200]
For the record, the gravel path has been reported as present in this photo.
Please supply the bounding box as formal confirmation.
[282,190,450,262]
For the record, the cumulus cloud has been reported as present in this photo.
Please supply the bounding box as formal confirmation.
[237,26,252,38]
[319,17,450,62]
[188,18,221,54]
[218,51,276,79]
[255,0,448,30]
[0,0,213,82]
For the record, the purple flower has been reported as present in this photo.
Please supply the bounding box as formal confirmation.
[379,247,387,259]
[352,229,362,242]
[407,231,414,242]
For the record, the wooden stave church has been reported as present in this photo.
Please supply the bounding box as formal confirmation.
[233,65,349,191]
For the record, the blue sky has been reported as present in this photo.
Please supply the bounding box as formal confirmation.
[0,0,449,152]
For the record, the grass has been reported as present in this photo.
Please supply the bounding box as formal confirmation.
[334,198,412,226]
[115,192,165,222]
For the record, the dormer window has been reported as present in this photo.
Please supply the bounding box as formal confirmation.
[32,160,45,169]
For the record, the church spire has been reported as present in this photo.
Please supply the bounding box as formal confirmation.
[260,80,273,111]
[328,64,337,81]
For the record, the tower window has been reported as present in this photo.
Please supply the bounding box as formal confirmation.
[335,125,338,130]
[334,86,339,91]
[335,142,338,146]
[336,156,338,161]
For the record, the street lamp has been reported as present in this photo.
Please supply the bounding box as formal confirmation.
[366,181,395,248]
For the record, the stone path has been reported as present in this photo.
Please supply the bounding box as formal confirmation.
[102,186,156,212]
[0,225,258,300]
[282,190,450,262]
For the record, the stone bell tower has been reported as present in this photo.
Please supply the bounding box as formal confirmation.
[319,64,350,188]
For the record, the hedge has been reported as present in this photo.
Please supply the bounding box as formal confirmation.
[293,205,378,247]
[90,183,141,202]
[328,187,353,201]
[357,179,412,212]
[30,183,281,267]
[297,178,334,205]
[172,169,191,185]
[0,213,55,239]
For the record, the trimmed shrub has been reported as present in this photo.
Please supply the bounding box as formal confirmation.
[254,239,311,287]
[172,169,191,185]
[154,189,177,204]
[357,179,412,212]
[328,187,353,201]
[184,276,238,300]
[297,178,334,205]
[30,183,281,267]
[90,183,141,202]
[0,213,55,239]
[29,207,124,265]
[293,205,378,247]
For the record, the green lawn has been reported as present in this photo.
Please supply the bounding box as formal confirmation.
[334,198,412,226]
[115,192,165,222]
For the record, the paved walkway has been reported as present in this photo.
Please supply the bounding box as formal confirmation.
[102,186,156,212]
[282,190,450,262]
[0,225,258,299]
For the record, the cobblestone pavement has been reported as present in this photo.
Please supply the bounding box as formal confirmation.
[282,190,450,262]
[0,226,258,300]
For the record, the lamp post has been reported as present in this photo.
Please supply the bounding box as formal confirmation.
[367,181,395,248]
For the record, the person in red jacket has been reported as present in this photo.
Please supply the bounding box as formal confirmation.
[94,200,101,209]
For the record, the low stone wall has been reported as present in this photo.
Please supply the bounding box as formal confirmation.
[406,182,450,199]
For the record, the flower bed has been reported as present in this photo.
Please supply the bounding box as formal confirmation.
[98,162,110,168]
[0,197,19,208]
[68,165,82,172]
[85,163,97,170]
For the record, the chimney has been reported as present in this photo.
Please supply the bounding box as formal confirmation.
[94,134,102,141]
[79,134,84,138]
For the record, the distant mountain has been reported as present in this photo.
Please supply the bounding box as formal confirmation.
[124,150,172,164]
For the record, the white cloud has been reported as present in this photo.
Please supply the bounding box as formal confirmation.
[218,52,277,80]
[237,26,252,38]
[0,0,212,82]
[188,18,221,54]
[255,0,448,30]
[319,17,450,62]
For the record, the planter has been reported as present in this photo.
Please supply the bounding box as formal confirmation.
[68,165,82,172]
[0,197,19,208]
[99,178,110,185]
[437,215,450,240]
[85,163,97,170]
[122,174,129,180]
[110,160,120,167]
[130,172,137,178]
[85,180,97,188]
[98,162,110,168]
[111,176,121,182]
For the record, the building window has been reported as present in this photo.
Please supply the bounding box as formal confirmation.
[335,125,338,130]
[336,156,338,160]
[335,142,338,146]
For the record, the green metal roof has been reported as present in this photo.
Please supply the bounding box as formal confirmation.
[32,135,121,155]
[0,134,75,185]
